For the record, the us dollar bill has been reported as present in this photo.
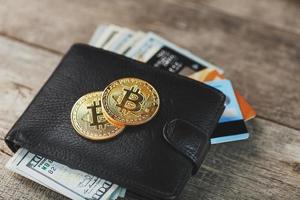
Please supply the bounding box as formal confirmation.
[89,24,124,48]
[102,28,135,51]
[89,25,223,75]
[90,25,145,55]
[6,148,126,200]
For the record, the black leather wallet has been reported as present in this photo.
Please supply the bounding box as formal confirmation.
[5,44,225,200]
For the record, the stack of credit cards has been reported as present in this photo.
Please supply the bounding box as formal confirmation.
[89,24,256,144]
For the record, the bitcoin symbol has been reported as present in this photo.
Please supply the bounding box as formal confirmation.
[117,87,144,112]
[86,101,106,129]
[101,78,160,126]
[71,91,124,140]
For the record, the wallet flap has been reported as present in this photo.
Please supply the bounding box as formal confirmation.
[163,119,210,175]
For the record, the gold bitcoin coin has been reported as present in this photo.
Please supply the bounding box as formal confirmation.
[71,91,125,140]
[102,111,124,128]
[101,77,160,126]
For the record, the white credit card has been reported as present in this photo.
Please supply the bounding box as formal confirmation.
[126,32,223,74]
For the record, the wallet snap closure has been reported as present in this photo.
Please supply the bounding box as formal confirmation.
[163,119,210,175]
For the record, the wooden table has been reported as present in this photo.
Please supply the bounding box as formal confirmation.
[0,0,299,199]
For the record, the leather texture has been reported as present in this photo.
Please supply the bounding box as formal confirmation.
[5,44,225,200]
[163,119,210,175]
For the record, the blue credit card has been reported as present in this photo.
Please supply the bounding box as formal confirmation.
[206,80,249,144]
[126,42,248,144]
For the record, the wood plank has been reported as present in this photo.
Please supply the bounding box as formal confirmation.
[0,0,299,129]
[201,0,300,35]
[1,118,299,200]
[187,119,300,200]
[0,36,61,146]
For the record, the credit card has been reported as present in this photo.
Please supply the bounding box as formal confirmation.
[126,32,223,74]
[189,69,256,121]
[206,80,249,144]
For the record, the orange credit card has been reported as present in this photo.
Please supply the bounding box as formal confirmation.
[189,68,256,121]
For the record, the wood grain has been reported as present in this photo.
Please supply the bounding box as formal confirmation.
[0,0,299,129]
[0,36,60,144]
[0,0,300,199]
[201,0,300,35]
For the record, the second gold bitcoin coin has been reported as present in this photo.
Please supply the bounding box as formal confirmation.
[71,91,125,140]
[101,77,160,126]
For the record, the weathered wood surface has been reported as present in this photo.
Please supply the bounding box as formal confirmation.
[0,37,60,143]
[202,0,300,35]
[1,0,300,129]
[0,0,299,199]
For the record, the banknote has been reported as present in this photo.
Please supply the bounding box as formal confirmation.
[89,25,145,55]
[89,25,107,46]
[6,148,126,200]
[102,28,134,51]
[89,24,124,48]
[89,27,223,75]
[115,31,145,54]
[90,27,224,75]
